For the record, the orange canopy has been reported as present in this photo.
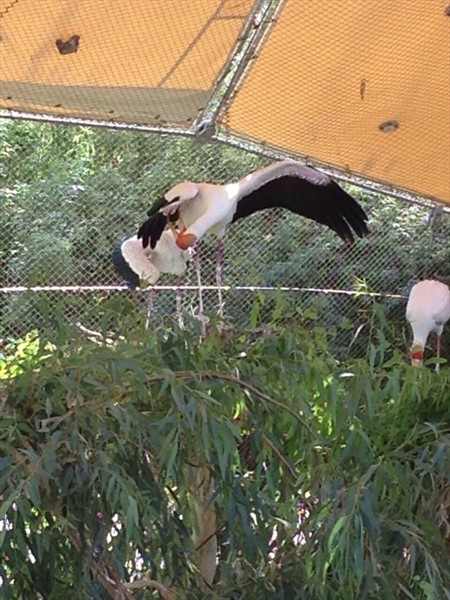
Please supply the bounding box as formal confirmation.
[1,0,449,203]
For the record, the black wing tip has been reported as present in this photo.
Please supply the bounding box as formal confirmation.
[349,212,370,241]
[338,218,369,245]
[137,220,150,248]
[137,213,167,249]
[111,236,141,289]
[138,197,170,248]
[357,220,370,238]
[122,278,140,290]
[328,181,370,241]
[343,217,370,243]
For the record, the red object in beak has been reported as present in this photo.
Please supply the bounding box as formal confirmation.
[411,351,424,361]
[176,232,197,250]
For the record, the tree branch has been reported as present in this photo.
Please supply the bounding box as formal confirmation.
[146,370,318,438]
[66,527,135,600]
[124,578,174,599]
[261,432,296,478]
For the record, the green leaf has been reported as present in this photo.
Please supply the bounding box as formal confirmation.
[164,433,179,478]
[125,495,139,543]
[0,485,23,519]
[327,515,348,555]
[26,476,42,507]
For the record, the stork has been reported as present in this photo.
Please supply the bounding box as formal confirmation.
[137,160,370,317]
[112,230,192,322]
[406,279,450,372]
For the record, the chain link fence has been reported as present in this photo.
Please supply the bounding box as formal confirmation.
[1,118,449,359]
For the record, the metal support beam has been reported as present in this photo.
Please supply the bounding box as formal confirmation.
[193,0,283,141]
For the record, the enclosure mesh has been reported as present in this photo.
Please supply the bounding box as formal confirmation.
[1,122,449,361]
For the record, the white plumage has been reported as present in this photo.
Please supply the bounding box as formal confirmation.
[137,160,369,250]
[136,161,369,323]
[406,279,450,371]
[113,231,192,288]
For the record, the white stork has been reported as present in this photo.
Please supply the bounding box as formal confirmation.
[112,231,192,322]
[406,279,450,372]
[137,160,369,316]
[138,160,369,250]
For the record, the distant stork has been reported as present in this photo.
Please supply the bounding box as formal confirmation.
[406,279,450,372]
[112,231,192,322]
[137,160,369,316]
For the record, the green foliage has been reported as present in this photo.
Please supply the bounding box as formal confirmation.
[1,299,449,599]
[1,118,449,597]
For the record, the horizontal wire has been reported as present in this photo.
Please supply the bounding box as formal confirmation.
[0,285,407,299]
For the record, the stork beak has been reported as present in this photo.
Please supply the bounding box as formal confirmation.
[410,344,424,367]
[167,221,180,239]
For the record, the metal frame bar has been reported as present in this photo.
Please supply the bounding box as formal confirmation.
[0,110,194,138]
[192,0,283,139]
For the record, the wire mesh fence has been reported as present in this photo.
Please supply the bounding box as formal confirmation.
[1,118,450,359]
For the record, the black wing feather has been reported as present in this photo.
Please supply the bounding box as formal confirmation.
[138,213,168,249]
[137,196,180,249]
[111,236,140,289]
[231,176,369,243]
[146,196,169,218]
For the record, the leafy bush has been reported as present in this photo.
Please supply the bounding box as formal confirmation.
[1,299,449,599]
